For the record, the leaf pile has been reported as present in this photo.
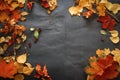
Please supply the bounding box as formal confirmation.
[85,48,120,80]
[0,0,51,80]
[69,0,120,17]
[0,53,34,79]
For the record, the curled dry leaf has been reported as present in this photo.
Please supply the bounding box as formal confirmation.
[110,37,120,44]
[105,1,120,14]
[109,30,118,37]
[16,53,27,64]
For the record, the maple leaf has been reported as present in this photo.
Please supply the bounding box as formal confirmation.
[34,64,52,80]
[0,59,17,78]
[97,55,114,69]
[98,14,117,30]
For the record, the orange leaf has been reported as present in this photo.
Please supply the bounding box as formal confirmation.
[0,59,17,78]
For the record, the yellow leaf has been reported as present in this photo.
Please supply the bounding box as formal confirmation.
[109,30,118,37]
[18,0,26,4]
[104,48,110,55]
[110,37,119,44]
[23,67,34,75]
[16,54,27,63]
[21,11,28,16]
[11,2,19,10]
[69,6,82,16]
[105,1,120,14]
[100,30,107,35]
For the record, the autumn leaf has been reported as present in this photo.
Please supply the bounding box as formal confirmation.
[98,14,117,30]
[16,53,27,64]
[105,1,120,14]
[0,11,9,22]
[96,3,106,16]
[34,64,52,80]
[27,2,34,10]
[11,10,21,22]
[0,59,17,78]
[41,0,49,8]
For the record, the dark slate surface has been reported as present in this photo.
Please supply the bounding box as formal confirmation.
[1,0,120,80]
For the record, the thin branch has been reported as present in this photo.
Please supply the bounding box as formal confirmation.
[106,10,120,23]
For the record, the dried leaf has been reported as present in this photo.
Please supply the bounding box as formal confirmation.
[110,37,119,44]
[48,0,58,11]
[18,0,26,4]
[11,2,19,10]
[41,0,49,8]
[14,74,24,80]
[100,30,107,35]
[109,30,118,37]
[98,14,117,30]
[69,6,82,16]
[105,1,120,14]
[20,17,26,21]
[23,66,34,75]
[0,59,17,78]
[21,11,28,16]
[30,27,35,31]
[27,2,34,10]
[16,54,27,63]
[96,3,106,16]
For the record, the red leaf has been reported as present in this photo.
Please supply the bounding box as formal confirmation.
[97,55,113,69]
[27,2,33,10]
[98,14,117,30]
[41,0,49,8]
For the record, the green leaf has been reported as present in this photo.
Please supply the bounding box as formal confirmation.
[34,30,39,39]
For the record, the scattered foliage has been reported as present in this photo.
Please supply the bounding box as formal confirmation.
[85,48,120,80]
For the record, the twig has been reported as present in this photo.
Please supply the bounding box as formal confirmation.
[106,10,120,23]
